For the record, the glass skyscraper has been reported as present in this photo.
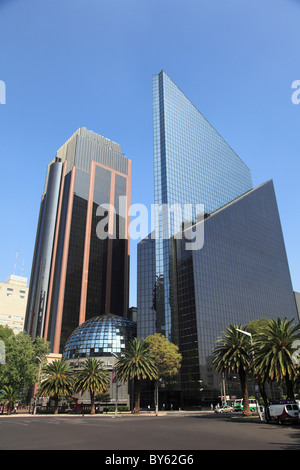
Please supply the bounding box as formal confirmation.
[25,128,131,354]
[152,71,253,345]
[153,71,253,214]
[176,180,298,405]
[137,71,298,407]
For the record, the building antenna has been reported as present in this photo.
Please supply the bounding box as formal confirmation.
[13,245,19,274]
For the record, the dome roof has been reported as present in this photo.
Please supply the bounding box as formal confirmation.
[62,314,136,359]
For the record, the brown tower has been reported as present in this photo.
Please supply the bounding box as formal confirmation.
[25,128,131,353]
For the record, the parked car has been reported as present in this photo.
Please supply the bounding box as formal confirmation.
[215,405,234,413]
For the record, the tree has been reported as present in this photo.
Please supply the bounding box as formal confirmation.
[0,385,20,414]
[252,317,300,400]
[39,359,74,414]
[0,327,49,397]
[95,391,111,407]
[74,358,110,414]
[0,325,14,344]
[144,333,182,414]
[212,324,252,416]
[116,338,158,412]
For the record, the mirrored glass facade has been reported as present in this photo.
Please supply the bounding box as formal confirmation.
[152,70,253,343]
[137,234,156,339]
[153,71,253,214]
[176,180,298,405]
[63,314,136,359]
[137,71,298,407]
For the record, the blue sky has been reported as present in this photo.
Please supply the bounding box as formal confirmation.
[0,0,299,308]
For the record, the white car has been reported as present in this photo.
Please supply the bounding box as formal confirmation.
[215,405,234,413]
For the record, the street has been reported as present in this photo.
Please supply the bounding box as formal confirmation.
[0,412,299,452]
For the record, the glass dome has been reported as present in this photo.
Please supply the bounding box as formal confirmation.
[62,314,136,359]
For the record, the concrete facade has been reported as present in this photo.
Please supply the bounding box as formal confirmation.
[0,275,28,334]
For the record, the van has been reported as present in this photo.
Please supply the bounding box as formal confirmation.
[265,400,299,425]
[233,399,259,412]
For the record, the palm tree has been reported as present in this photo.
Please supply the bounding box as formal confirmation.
[74,358,110,414]
[252,317,300,400]
[116,338,158,412]
[0,385,20,415]
[247,318,273,407]
[212,324,252,416]
[39,359,74,414]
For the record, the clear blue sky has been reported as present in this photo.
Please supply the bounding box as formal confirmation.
[0,0,299,309]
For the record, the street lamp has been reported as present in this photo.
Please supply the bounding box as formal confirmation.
[236,328,252,340]
[33,356,42,415]
[111,352,119,415]
[155,378,162,416]
[235,328,259,411]
[221,372,227,407]
[236,328,254,363]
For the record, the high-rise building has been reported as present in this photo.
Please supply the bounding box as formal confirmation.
[176,180,298,405]
[295,292,300,322]
[151,71,253,344]
[0,275,28,334]
[25,128,131,353]
[137,71,298,407]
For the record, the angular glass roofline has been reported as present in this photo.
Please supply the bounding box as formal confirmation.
[178,179,274,237]
[153,70,252,173]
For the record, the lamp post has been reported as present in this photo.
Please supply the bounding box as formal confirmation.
[236,328,254,361]
[236,328,254,360]
[236,328,252,341]
[33,356,42,415]
[155,378,164,416]
[155,379,160,416]
[235,328,259,412]
[222,373,226,407]
[111,352,119,415]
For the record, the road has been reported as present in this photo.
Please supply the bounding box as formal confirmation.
[0,412,299,452]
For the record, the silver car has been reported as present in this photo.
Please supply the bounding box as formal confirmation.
[215,405,234,413]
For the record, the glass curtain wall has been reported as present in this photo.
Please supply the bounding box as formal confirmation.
[176,181,298,405]
[152,71,253,346]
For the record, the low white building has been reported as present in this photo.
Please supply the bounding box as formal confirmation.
[0,275,28,334]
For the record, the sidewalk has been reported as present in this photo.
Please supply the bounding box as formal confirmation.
[0,409,214,418]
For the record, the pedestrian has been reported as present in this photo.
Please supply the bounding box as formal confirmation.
[148,405,150,413]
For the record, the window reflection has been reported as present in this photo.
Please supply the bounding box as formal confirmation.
[63,314,136,359]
